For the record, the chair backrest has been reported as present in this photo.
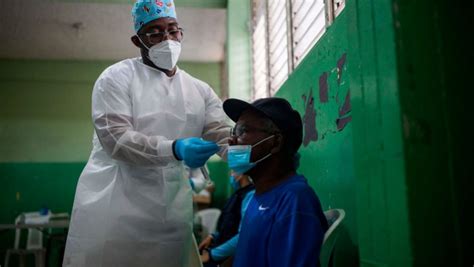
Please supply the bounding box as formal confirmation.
[196,208,221,237]
[27,228,43,250]
[13,211,50,250]
[320,209,345,267]
[25,211,50,249]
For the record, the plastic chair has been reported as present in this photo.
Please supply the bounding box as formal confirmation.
[196,208,221,239]
[4,212,49,267]
[320,209,345,267]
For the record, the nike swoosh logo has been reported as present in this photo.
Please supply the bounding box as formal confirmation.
[259,205,269,211]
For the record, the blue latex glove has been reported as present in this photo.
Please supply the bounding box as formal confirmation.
[174,138,219,168]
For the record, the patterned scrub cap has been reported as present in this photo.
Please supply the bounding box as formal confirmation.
[132,0,177,33]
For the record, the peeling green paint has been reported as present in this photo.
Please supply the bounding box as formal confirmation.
[276,10,359,267]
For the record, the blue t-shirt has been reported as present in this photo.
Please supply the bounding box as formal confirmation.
[233,175,328,267]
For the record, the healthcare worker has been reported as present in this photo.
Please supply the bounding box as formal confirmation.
[63,0,230,266]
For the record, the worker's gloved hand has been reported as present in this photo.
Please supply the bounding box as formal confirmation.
[174,138,219,168]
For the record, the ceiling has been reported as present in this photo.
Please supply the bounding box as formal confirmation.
[0,0,226,62]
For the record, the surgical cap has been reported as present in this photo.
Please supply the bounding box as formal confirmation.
[132,0,177,33]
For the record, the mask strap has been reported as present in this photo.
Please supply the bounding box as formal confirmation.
[252,135,275,148]
[137,35,157,64]
[253,152,272,165]
[136,35,151,50]
[251,134,276,165]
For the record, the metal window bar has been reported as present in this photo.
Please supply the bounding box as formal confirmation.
[287,0,295,72]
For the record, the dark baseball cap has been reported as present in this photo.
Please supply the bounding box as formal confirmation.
[223,97,303,154]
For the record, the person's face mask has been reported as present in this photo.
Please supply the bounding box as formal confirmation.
[229,175,240,191]
[227,135,274,175]
[138,38,181,70]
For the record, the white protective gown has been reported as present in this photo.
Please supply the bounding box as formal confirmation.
[63,58,230,267]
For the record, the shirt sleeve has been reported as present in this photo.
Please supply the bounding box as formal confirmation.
[267,212,325,267]
[210,234,239,261]
[92,65,177,166]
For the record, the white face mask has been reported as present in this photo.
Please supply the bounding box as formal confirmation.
[138,38,181,70]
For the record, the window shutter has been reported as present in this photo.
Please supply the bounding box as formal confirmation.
[291,0,326,67]
[267,0,290,95]
[251,0,270,99]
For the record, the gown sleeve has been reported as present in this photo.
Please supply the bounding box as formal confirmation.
[200,84,231,160]
[92,66,177,166]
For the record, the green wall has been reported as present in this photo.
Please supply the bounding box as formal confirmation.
[348,0,472,265]
[270,0,471,266]
[226,0,252,101]
[347,0,413,266]
[393,0,473,266]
